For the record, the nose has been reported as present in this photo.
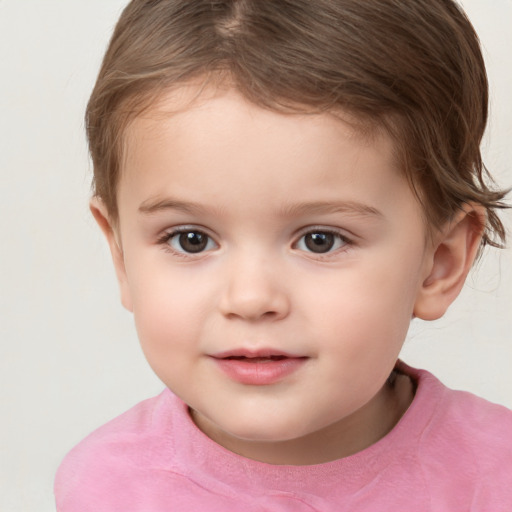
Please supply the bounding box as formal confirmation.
[218,253,290,322]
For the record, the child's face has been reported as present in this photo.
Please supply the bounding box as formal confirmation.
[106,88,438,463]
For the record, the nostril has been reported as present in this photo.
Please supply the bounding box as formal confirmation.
[218,269,290,321]
[220,296,290,321]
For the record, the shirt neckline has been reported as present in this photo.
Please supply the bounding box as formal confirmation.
[161,362,444,495]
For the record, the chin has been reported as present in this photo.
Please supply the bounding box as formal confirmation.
[219,415,314,444]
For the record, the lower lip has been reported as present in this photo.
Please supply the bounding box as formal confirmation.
[212,357,307,385]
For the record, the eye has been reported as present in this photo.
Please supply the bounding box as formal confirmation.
[295,230,349,254]
[166,230,217,254]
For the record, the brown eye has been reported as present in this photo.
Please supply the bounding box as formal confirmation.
[296,231,348,254]
[304,233,335,253]
[168,230,215,254]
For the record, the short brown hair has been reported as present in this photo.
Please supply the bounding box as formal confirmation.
[86,0,509,249]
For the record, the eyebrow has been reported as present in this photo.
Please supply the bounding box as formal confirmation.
[278,201,383,219]
[139,198,209,215]
[139,197,383,219]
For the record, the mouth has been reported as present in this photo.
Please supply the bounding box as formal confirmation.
[212,348,303,360]
[210,349,308,385]
[222,355,290,363]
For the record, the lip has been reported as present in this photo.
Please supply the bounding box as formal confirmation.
[210,349,308,386]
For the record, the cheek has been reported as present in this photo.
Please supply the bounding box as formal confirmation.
[127,267,206,353]
[310,256,423,348]
[131,287,203,389]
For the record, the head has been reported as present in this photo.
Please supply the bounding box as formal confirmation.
[87,0,507,248]
[87,0,508,464]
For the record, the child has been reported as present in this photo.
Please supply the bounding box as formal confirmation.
[55,0,512,510]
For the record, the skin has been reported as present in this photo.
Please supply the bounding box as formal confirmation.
[92,87,483,465]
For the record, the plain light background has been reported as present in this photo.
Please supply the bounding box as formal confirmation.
[0,1,510,510]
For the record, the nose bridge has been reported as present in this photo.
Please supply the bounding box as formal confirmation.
[219,245,289,321]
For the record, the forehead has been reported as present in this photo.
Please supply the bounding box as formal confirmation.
[122,83,390,173]
[116,87,426,239]
[125,80,384,142]
[123,87,389,182]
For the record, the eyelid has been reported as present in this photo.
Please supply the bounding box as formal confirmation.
[157,223,216,237]
[293,225,353,242]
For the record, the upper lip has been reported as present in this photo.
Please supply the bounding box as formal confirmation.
[211,348,305,359]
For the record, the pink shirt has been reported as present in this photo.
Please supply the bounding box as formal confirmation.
[55,365,512,511]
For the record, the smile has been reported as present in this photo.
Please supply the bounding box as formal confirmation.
[210,349,308,386]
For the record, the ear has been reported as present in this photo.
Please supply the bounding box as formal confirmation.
[90,197,133,312]
[413,204,485,321]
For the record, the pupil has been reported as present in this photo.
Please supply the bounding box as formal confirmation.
[179,232,207,253]
[305,232,334,253]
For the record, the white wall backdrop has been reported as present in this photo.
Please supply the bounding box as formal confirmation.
[0,1,510,510]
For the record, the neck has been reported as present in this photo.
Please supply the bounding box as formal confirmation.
[192,370,414,465]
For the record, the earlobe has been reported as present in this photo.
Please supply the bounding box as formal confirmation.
[89,198,133,312]
[413,204,485,321]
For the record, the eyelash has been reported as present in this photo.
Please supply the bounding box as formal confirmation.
[156,226,353,257]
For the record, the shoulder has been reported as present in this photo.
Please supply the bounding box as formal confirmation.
[54,389,180,511]
[438,384,512,439]
[407,366,512,507]
[413,367,512,452]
